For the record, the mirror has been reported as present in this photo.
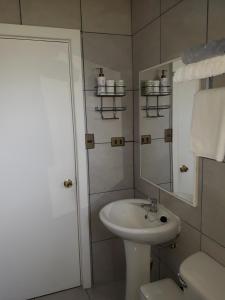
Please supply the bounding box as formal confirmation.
[139,59,200,206]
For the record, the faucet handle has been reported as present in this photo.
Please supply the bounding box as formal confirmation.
[148,197,158,213]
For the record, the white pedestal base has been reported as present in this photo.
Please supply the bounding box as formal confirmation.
[124,240,151,300]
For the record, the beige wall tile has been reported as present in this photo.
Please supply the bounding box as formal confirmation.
[151,254,160,282]
[90,189,134,242]
[159,221,201,274]
[81,0,131,35]
[92,238,126,284]
[202,159,225,247]
[0,0,20,24]
[160,184,202,230]
[159,262,179,283]
[131,0,160,34]
[133,19,160,89]
[89,143,133,194]
[161,0,181,13]
[83,32,132,90]
[134,189,146,199]
[208,0,225,41]
[201,235,225,268]
[21,0,81,29]
[161,0,207,62]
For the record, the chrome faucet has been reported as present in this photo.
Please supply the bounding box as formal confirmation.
[140,198,158,213]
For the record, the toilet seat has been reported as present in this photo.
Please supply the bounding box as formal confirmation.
[140,278,183,300]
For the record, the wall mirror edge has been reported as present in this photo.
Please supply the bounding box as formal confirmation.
[139,57,199,207]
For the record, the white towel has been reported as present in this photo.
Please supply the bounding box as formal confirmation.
[174,55,225,82]
[191,87,225,162]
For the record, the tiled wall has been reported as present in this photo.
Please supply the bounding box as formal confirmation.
[0,0,133,285]
[132,0,225,281]
[2,0,225,288]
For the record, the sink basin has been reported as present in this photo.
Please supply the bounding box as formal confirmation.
[99,199,181,300]
[99,198,181,244]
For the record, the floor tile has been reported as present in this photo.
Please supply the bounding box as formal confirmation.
[35,287,89,300]
[87,281,125,300]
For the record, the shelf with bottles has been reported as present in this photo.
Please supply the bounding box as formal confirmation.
[95,85,126,97]
[141,82,172,97]
[141,69,172,97]
[141,69,171,118]
[95,68,127,120]
[141,88,172,97]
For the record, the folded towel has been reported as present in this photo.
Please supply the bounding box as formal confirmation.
[182,38,225,65]
[174,55,225,82]
[191,87,225,162]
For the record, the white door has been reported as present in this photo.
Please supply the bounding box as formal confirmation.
[0,37,80,299]
[172,60,200,202]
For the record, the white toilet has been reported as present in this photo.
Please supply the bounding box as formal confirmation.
[140,251,225,300]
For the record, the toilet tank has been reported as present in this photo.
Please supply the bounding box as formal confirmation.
[179,252,225,300]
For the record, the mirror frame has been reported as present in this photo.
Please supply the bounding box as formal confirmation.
[138,57,199,207]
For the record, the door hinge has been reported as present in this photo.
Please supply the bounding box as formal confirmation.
[85,133,95,149]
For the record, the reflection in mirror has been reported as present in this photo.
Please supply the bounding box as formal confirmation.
[139,59,200,206]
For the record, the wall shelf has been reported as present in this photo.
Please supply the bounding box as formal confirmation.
[141,87,171,118]
[95,85,127,120]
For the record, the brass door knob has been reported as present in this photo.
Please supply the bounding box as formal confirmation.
[64,179,73,188]
[180,165,189,173]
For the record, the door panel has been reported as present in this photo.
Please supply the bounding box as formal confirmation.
[0,38,80,299]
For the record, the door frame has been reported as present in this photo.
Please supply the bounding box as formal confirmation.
[0,23,91,288]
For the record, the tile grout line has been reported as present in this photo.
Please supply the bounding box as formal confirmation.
[18,0,22,25]
[92,237,120,244]
[205,0,209,44]
[130,0,136,192]
[79,0,94,283]
[132,0,185,36]
[159,0,162,63]
[82,30,132,37]
[89,187,134,197]
[200,159,204,250]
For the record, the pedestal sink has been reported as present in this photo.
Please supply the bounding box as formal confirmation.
[99,199,181,300]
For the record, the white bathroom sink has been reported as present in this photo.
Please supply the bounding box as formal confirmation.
[99,199,181,245]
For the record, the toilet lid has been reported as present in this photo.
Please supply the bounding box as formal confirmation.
[140,278,183,300]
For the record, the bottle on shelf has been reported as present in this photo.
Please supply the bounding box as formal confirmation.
[115,80,125,95]
[96,68,106,95]
[106,79,115,95]
[160,69,169,94]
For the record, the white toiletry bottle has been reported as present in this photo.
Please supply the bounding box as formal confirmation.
[115,80,125,95]
[106,79,115,95]
[97,68,106,95]
[160,70,168,94]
